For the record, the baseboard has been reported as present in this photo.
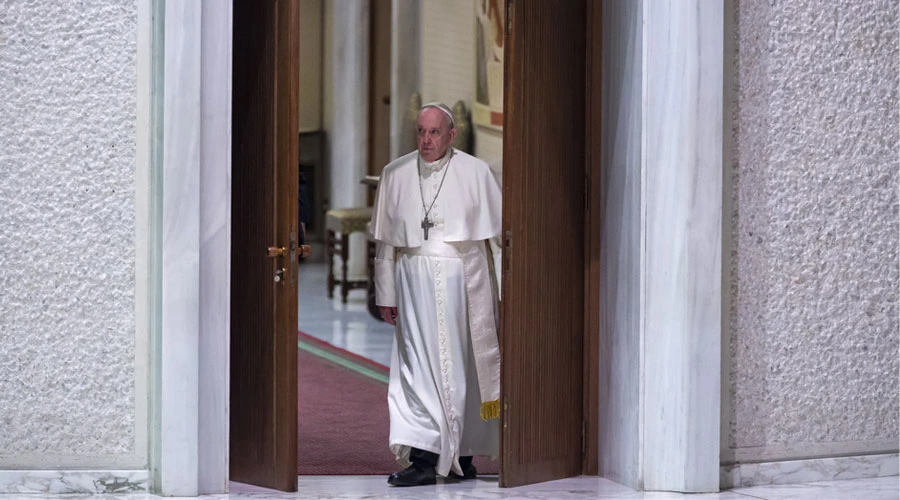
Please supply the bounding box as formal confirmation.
[722,439,899,464]
[0,470,149,494]
[720,453,898,489]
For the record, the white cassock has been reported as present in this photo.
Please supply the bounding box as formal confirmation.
[370,148,502,477]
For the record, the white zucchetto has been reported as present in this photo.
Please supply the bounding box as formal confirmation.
[420,102,455,129]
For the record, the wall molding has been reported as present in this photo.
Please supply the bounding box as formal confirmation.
[720,453,899,489]
[723,439,900,464]
[0,470,149,495]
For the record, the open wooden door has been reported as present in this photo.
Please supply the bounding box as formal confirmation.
[500,0,587,487]
[230,0,300,492]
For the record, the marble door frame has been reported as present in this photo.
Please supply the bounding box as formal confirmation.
[639,0,723,491]
[594,0,724,493]
[145,1,232,496]
[146,0,725,495]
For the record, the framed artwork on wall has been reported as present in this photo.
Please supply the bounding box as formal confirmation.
[474,0,504,131]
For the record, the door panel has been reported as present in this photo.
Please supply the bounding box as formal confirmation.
[367,0,392,180]
[231,0,300,492]
[501,0,586,488]
[583,0,601,476]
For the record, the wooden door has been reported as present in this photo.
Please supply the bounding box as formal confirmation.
[230,0,300,492]
[500,0,587,487]
[582,0,601,476]
[367,0,392,180]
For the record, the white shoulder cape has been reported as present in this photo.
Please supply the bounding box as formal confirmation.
[370,149,502,247]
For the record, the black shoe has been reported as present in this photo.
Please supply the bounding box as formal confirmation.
[449,458,477,480]
[387,463,437,487]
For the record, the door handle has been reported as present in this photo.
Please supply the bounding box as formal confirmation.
[267,233,304,285]
[267,246,288,286]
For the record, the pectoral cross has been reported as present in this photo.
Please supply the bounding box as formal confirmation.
[421,217,434,240]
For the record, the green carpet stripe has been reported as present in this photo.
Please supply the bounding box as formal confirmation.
[298,340,390,385]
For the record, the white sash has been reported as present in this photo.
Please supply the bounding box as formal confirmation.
[459,244,501,420]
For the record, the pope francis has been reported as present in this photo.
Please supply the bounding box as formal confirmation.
[370,102,502,486]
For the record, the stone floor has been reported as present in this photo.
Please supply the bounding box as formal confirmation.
[5,476,897,500]
[298,260,394,367]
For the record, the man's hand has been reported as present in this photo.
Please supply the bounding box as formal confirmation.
[379,306,398,325]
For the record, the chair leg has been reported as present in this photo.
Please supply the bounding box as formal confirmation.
[341,232,350,303]
[326,229,335,298]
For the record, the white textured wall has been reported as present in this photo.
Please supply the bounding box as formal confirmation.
[727,0,899,462]
[0,1,138,464]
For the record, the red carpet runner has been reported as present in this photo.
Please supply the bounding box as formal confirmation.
[297,332,499,476]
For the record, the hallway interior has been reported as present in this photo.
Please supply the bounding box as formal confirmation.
[297,257,393,368]
[295,255,499,477]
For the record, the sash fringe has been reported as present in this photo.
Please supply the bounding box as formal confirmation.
[480,400,500,421]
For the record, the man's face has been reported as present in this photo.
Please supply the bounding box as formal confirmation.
[416,108,457,163]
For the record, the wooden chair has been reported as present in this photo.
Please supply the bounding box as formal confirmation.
[325,207,372,303]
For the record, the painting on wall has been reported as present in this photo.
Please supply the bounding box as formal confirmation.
[474,0,504,131]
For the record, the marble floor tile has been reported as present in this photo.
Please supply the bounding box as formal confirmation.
[231,476,753,499]
[0,470,149,495]
[0,475,893,499]
[298,261,395,367]
[225,476,899,499]
[730,475,899,500]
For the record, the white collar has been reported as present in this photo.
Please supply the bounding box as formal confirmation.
[418,148,453,174]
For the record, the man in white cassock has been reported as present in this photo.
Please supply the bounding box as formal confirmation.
[370,103,502,487]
